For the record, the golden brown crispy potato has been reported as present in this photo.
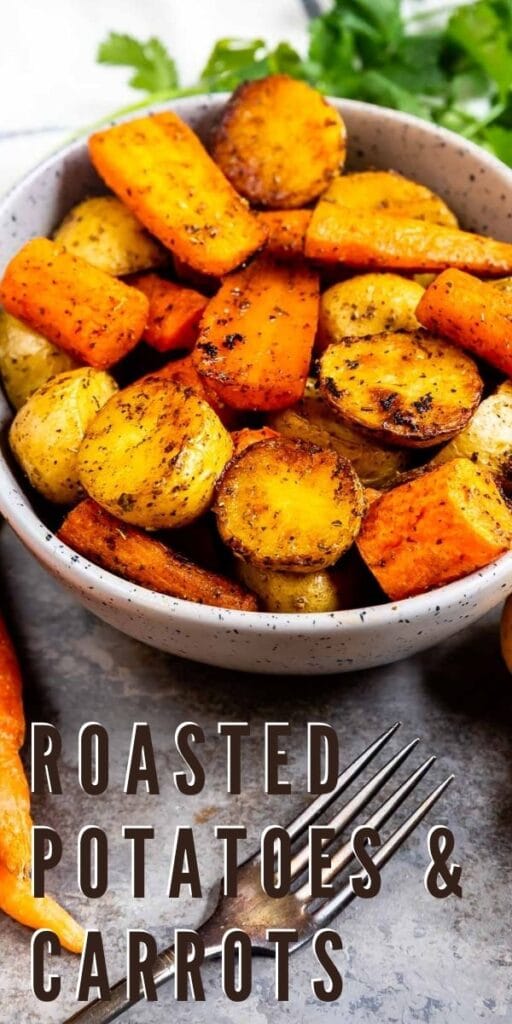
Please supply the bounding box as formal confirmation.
[54,196,166,275]
[236,560,343,613]
[214,437,365,572]
[320,170,458,226]
[317,273,424,352]
[212,75,346,208]
[431,381,512,490]
[9,368,117,503]
[0,311,78,408]
[269,378,408,488]
[78,378,233,529]
[319,330,483,448]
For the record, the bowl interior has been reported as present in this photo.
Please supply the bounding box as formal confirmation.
[1,95,512,632]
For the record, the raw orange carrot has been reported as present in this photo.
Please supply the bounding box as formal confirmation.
[357,458,512,600]
[257,210,311,258]
[416,268,512,376]
[58,499,258,612]
[304,208,512,275]
[193,256,319,411]
[89,113,266,276]
[0,238,148,369]
[129,273,208,352]
[231,427,279,455]
[0,616,32,877]
[0,862,84,953]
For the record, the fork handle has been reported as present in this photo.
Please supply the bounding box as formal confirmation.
[64,949,176,1023]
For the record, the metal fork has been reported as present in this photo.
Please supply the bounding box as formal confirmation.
[66,723,452,1022]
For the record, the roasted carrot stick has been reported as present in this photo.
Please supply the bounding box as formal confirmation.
[0,616,32,877]
[193,256,319,411]
[231,426,279,455]
[357,458,512,600]
[89,113,266,276]
[257,210,311,258]
[304,209,512,275]
[142,355,238,429]
[129,273,208,352]
[416,268,512,376]
[58,499,258,611]
[0,862,84,953]
[0,238,148,369]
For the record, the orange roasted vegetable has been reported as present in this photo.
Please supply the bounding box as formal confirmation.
[357,458,512,600]
[417,268,512,377]
[0,238,148,369]
[305,209,512,275]
[258,210,311,257]
[231,427,280,455]
[89,112,266,276]
[194,256,319,411]
[0,863,84,953]
[130,273,208,352]
[319,171,458,227]
[143,355,237,429]
[58,499,258,611]
[0,616,32,878]
[212,75,345,208]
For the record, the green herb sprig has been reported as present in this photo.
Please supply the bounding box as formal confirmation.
[97,0,512,166]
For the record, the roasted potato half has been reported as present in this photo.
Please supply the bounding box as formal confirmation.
[9,367,117,503]
[269,378,408,489]
[214,437,365,572]
[0,311,78,409]
[78,378,234,529]
[212,74,346,208]
[431,380,512,489]
[237,561,343,613]
[54,196,166,276]
[319,330,483,448]
[320,170,458,226]
[317,273,424,351]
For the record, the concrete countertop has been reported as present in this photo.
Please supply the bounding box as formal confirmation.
[1,521,510,1023]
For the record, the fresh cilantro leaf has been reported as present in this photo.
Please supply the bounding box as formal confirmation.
[97,32,179,93]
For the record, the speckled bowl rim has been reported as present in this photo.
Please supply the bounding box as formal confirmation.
[1,94,512,635]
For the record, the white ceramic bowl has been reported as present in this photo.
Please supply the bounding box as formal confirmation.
[1,95,512,674]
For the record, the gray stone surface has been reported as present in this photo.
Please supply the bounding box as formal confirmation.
[0,522,511,1023]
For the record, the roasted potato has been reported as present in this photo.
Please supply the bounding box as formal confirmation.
[78,377,234,529]
[431,381,512,489]
[237,561,343,613]
[269,378,408,489]
[0,311,78,409]
[54,196,166,276]
[214,437,365,572]
[9,367,117,503]
[319,170,458,226]
[491,276,512,294]
[212,75,346,208]
[319,330,483,448]
[317,273,424,351]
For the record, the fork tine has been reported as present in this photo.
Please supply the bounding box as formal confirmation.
[312,774,454,926]
[295,754,436,898]
[289,736,420,881]
[286,721,401,841]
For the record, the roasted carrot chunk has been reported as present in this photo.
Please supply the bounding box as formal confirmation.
[0,863,84,953]
[129,273,208,352]
[58,499,258,611]
[212,75,346,208]
[231,427,280,455]
[357,458,512,600]
[194,256,319,411]
[417,268,512,377]
[0,238,148,369]
[0,616,32,878]
[305,209,512,275]
[144,355,238,428]
[258,210,311,258]
[89,112,266,276]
